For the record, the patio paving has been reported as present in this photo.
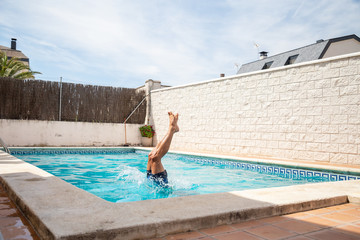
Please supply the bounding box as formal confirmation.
[0,184,39,240]
[0,182,359,240]
[155,203,360,240]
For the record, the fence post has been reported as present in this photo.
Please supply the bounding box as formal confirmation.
[59,76,62,121]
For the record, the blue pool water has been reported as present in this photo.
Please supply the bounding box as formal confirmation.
[13,148,360,203]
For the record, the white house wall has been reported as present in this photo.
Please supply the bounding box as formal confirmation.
[0,119,142,147]
[151,52,360,165]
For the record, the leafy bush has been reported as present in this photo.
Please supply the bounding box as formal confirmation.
[139,125,155,138]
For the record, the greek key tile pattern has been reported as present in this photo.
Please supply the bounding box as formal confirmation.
[11,148,135,155]
[181,155,360,181]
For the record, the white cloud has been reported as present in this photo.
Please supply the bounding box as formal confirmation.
[0,0,359,87]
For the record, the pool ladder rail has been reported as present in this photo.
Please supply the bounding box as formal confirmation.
[0,137,11,154]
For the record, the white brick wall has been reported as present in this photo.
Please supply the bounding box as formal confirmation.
[151,53,360,165]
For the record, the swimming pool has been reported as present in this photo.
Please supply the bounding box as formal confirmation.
[3,147,360,239]
[12,148,360,203]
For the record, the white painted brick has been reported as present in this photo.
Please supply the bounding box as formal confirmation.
[257,78,268,87]
[292,142,306,150]
[314,62,329,72]
[307,71,323,81]
[268,77,280,86]
[323,87,339,97]
[299,99,312,108]
[323,106,340,115]
[272,70,287,78]
[332,77,349,87]
[321,125,338,134]
[323,68,339,79]
[286,83,300,91]
[348,56,360,65]
[322,143,339,153]
[298,151,314,161]
[348,134,360,144]
[349,116,360,124]
[330,153,348,164]
[299,133,313,142]
[301,116,314,125]
[286,133,299,141]
[331,115,348,124]
[300,81,315,90]
[308,125,322,133]
[339,124,357,134]
[307,142,321,151]
[314,79,331,89]
[274,84,288,93]
[347,95,360,105]
[272,116,286,124]
[313,133,330,143]
[348,154,360,165]
[286,67,300,76]
[307,89,323,98]
[267,141,279,148]
[340,65,358,76]
[286,116,300,125]
[331,134,348,144]
[278,124,291,134]
[339,85,358,96]
[292,125,306,133]
[314,115,331,125]
[261,133,273,140]
[272,133,286,141]
[313,152,330,162]
[278,141,292,149]
[293,90,307,99]
[330,59,349,68]
[349,75,360,85]
[299,65,315,73]
[339,144,358,154]
[307,106,323,116]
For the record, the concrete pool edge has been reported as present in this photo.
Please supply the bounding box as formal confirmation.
[1,150,360,239]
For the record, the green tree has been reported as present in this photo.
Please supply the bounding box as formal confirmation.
[0,51,41,79]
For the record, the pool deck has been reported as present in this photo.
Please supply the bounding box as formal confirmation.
[156,202,360,240]
[1,184,359,240]
[0,148,360,239]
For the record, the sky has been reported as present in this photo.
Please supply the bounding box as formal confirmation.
[0,0,360,88]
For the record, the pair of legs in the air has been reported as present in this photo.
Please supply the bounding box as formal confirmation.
[146,112,179,184]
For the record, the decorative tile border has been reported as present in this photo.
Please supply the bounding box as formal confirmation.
[11,148,135,155]
[182,156,360,181]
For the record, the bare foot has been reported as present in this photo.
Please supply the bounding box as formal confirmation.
[168,112,179,132]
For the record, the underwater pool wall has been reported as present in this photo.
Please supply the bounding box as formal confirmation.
[151,52,360,166]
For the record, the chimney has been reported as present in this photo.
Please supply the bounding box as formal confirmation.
[220,73,225,77]
[259,51,268,60]
[316,39,324,43]
[11,38,17,50]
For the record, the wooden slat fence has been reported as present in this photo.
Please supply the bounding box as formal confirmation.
[0,77,146,123]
